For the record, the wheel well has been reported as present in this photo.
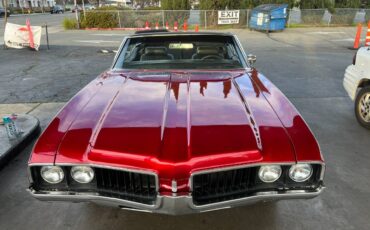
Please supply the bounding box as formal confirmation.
[358,79,370,89]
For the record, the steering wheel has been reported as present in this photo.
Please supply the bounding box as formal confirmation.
[201,55,223,60]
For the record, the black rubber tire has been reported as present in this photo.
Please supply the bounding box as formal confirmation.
[355,86,370,129]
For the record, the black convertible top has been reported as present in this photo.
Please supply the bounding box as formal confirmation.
[129,31,234,38]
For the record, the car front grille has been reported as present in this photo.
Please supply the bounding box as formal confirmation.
[95,168,157,205]
[192,165,322,206]
[192,167,258,205]
[30,166,158,205]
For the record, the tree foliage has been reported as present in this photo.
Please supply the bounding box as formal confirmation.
[243,0,296,9]
[161,0,190,10]
[199,0,365,9]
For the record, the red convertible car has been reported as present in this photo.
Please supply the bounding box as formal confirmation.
[28,32,325,215]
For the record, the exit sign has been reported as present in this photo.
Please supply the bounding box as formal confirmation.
[218,10,240,25]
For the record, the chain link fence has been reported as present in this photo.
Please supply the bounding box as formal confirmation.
[288,8,369,27]
[79,9,370,29]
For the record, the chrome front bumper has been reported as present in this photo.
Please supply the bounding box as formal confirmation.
[28,186,325,215]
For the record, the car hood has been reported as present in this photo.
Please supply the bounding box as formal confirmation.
[54,70,296,173]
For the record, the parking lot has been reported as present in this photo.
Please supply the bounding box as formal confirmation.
[0,14,370,230]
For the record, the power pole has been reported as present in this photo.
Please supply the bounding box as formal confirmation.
[4,0,8,25]
[74,0,79,29]
[3,0,8,49]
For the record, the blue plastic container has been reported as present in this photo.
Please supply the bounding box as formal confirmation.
[249,4,288,31]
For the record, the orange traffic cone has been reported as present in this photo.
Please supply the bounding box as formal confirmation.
[183,20,188,31]
[155,22,159,30]
[365,21,370,46]
[353,23,362,49]
[174,21,178,32]
[195,24,199,32]
[165,21,169,30]
[145,21,150,30]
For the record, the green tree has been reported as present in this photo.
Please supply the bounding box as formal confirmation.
[199,0,243,10]
[162,0,190,10]
[199,0,367,9]
[334,0,361,8]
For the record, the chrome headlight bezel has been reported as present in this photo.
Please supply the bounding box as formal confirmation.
[70,166,95,184]
[40,166,65,184]
[289,164,313,182]
[258,165,282,183]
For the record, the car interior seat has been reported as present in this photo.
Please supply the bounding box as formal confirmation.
[192,46,225,59]
[140,47,174,61]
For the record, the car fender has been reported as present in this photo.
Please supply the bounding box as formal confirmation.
[343,64,364,101]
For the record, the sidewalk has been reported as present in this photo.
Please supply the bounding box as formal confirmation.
[0,102,64,169]
[0,114,39,169]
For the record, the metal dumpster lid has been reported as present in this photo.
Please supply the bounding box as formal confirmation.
[253,4,288,12]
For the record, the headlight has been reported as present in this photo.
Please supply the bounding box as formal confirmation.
[258,165,282,183]
[40,166,64,184]
[289,164,313,182]
[71,166,94,183]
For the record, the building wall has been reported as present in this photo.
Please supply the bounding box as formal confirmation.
[4,0,54,8]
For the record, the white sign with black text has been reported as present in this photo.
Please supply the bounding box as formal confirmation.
[218,10,240,25]
[4,22,42,51]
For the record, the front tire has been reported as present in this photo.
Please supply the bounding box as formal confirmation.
[355,86,370,129]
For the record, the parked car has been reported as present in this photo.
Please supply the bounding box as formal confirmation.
[343,47,370,129]
[84,4,96,10]
[27,31,325,215]
[0,7,11,17]
[71,5,82,13]
[50,5,64,14]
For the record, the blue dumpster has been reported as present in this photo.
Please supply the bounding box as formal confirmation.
[249,4,288,31]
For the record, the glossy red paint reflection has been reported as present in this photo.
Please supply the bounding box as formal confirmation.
[29,69,323,193]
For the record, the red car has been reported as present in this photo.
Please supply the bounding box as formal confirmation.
[28,32,325,215]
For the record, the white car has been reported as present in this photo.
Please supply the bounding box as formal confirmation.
[343,47,370,129]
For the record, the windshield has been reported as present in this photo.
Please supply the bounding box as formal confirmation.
[114,35,246,70]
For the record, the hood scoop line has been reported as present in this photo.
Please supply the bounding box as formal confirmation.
[232,77,263,150]
[186,74,192,159]
[160,77,171,141]
[89,77,129,146]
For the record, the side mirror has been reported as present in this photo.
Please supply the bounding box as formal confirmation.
[247,54,257,67]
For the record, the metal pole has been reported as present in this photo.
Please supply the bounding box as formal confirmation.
[45,23,50,50]
[74,0,79,29]
[4,0,8,25]
[118,11,121,28]
[246,9,249,28]
[3,0,8,49]
[82,0,86,19]
[204,10,207,30]
[162,10,165,28]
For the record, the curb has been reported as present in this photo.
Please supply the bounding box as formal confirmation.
[0,116,41,170]
[9,13,51,17]
[84,27,147,31]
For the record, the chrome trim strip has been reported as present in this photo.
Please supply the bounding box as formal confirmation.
[188,186,324,210]
[28,188,161,210]
[29,162,324,214]
[28,185,324,215]
[232,77,263,150]
[111,37,128,69]
[233,34,250,68]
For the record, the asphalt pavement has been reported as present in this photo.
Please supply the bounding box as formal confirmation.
[0,14,370,230]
